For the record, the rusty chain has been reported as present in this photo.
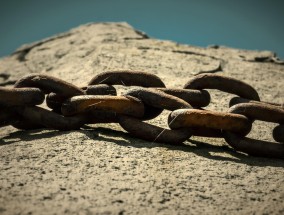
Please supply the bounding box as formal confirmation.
[0,71,283,159]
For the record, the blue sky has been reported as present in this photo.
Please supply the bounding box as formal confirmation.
[0,0,283,58]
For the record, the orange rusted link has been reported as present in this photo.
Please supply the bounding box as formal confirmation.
[156,88,210,107]
[0,87,44,106]
[83,84,117,96]
[15,106,88,130]
[88,70,166,88]
[119,115,192,144]
[46,84,117,112]
[61,95,144,118]
[125,88,192,120]
[46,84,117,111]
[273,124,284,143]
[14,74,84,96]
[229,97,284,108]
[184,73,260,101]
[224,132,284,158]
[229,103,284,123]
[169,109,252,136]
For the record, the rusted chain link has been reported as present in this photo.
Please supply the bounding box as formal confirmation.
[46,84,117,112]
[155,88,210,108]
[61,95,144,118]
[0,71,283,159]
[229,97,283,108]
[273,125,284,142]
[124,88,192,120]
[88,70,166,87]
[0,87,45,106]
[224,103,284,158]
[14,74,84,96]
[118,115,192,144]
[184,73,260,101]
[168,109,252,136]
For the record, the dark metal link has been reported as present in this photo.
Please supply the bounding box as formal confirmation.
[83,84,117,96]
[190,127,223,138]
[155,88,210,107]
[224,103,284,158]
[46,93,70,112]
[0,87,45,106]
[184,73,260,101]
[119,115,192,144]
[46,84,117,112]
[88,70,166,88]
[0,71,282,159]
[85,109,119,123]
[15,106,88,130]
[14,74,84,96]
[11,120,45,130]
[125,88,192,120]
[0,108,18,128]
[224,132,284,159]
[168,109,252,136]
[273,124,284,142]
[61,95,144,118]
[229,97,283,108]
[229,103,284,123]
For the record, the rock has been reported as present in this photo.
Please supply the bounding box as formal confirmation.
[0,22,283,214]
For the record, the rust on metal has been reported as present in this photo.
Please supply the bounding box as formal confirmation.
[1,71,282,159]
[61,95,144,118]
[225,103,284,158]
[169,109,252,135]
[125,88,192,120]
[14,74,84,96]
[229,97,283,108]
[88,70,166,88]
[0,87,44,106]
[224,132,284,158]
[273,124,284,143]
[46,85,117,111]
[156,88,210,107]
[229,103,284,123]
[184,73,260,101]
[15,106,88,130]
[118,115,192,144]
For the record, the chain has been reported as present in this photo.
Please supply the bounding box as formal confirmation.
[0,71,283,159]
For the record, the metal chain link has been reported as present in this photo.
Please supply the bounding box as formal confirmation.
[1,71,283,159]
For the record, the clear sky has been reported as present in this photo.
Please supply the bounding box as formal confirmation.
[0,0,283,58]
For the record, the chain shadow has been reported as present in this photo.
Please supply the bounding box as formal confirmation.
[84,126,284,168]
[0,128,98,145]
[1,126,283,168]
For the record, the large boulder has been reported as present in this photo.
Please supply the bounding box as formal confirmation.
[0,22,283,214]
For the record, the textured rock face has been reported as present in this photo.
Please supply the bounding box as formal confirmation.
[0,22,283,215]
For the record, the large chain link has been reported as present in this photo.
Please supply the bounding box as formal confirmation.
[1,71,283,159]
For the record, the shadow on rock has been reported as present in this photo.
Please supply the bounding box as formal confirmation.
[1,125,283,168]
[84,126,284,168]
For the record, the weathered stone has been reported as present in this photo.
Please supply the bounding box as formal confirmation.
[0,22,283,215]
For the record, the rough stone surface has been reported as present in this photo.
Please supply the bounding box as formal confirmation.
[0,22,284,215]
